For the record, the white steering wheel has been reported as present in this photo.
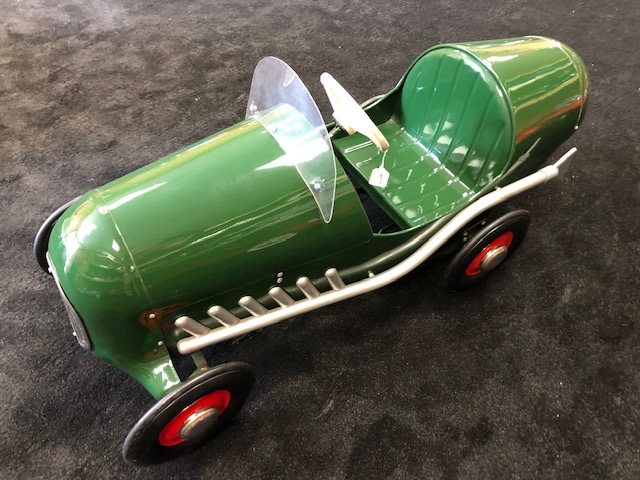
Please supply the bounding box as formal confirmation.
[320,73,389,152]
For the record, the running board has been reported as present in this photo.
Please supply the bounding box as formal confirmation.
[175,149,577,354]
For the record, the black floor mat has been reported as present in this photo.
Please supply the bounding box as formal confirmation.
[2,1,639,478]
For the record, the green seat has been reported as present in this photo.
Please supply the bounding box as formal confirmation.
[333,47,514,229]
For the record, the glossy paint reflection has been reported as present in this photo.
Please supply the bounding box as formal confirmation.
[49,192,181,398]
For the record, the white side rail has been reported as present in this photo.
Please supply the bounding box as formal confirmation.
[176,149,576,354]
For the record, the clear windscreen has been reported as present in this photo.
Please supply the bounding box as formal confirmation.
[246,57,336,223]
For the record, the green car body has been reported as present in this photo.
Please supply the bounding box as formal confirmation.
[46,36,588,399]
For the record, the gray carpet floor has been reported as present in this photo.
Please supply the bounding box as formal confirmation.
[2,0,639,478]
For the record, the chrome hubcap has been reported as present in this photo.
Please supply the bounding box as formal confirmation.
[479,245,508,272]
[178,407,220,441]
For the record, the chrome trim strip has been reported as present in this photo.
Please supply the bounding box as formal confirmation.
[175,316,211,336]
[555,147,575,179]
[268,287,295,307]
[207,306,239,327]
[325,268,345,290]
[296,277,320,299]
[177,150,576,354]
[238,296,268,316]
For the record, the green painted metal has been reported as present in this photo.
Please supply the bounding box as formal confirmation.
[334,48,513,228]
[96,118,380,311]
[48,118,379,398]
[334,36,588,228]
[47,36,588,399]
[456,36,589,183]
[48,191,180,399]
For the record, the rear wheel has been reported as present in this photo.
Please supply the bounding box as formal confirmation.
[123,362,254,466]
[443,210,531,291]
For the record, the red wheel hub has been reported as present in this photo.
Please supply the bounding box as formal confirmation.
[158,390,231,447]
[465,231,514,277]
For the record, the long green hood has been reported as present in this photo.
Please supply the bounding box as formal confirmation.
[47,117,371,396]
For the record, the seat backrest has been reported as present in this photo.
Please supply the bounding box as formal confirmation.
[398,48,513,189]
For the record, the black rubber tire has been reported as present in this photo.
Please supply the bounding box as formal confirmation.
[34,198,78,274]
[443,210,531,292]
[122,362,254,466]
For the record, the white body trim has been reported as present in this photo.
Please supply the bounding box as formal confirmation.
[176,149,576,354]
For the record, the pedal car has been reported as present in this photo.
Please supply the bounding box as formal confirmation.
[36,36,588,465]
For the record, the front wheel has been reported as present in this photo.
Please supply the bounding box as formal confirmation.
[123,362,254,466]
[443,210,531,291]
[34,198,78,274]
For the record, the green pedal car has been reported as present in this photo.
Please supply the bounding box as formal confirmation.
[36,36,588,465]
